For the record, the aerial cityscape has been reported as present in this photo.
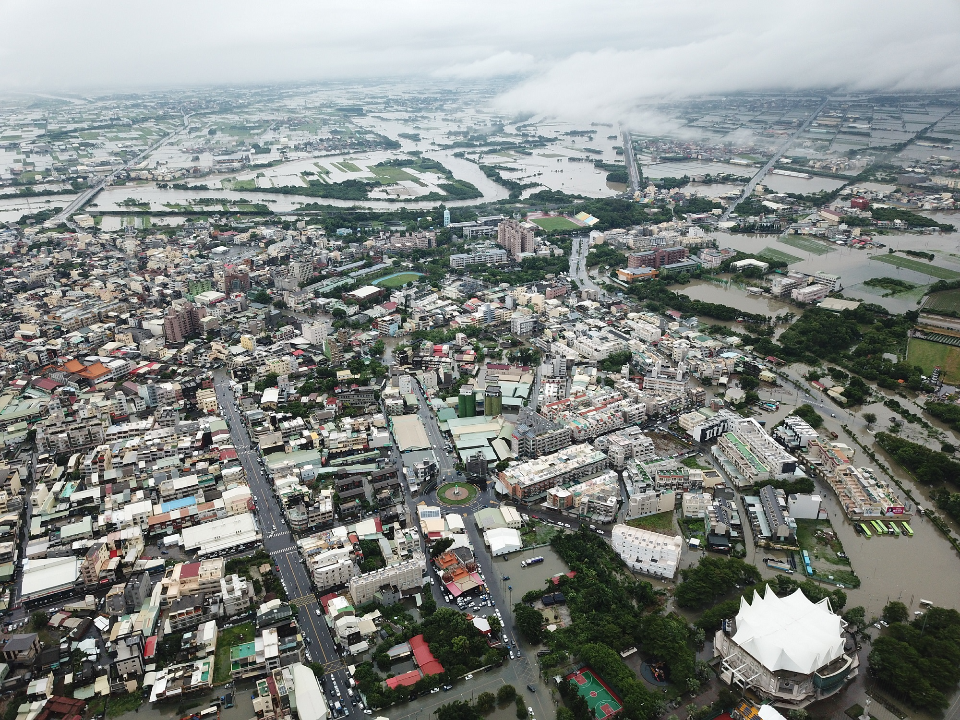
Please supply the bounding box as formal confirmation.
[1,7,960,720]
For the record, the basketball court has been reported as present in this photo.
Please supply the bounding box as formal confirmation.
[565,667,623,719]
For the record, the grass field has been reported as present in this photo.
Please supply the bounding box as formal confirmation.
[907,337,960,382]
[626,511,675,535]
[758,247,802,265]
[215,622,254,683]
[871,254,960,280]
[373,271,424,287]
[337,160,362,172]
[531,216,580,231]
[369,164,426,186]
[778,235,835,255]
[924,288,960,314]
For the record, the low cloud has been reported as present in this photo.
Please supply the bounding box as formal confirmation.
[0,0,958,110]
[434,52,537,79]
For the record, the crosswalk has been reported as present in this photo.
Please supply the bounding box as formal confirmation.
[288,593,318,607]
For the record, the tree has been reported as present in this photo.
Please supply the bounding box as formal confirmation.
[739,374,759,391]
[497,685,517,704]
[883,601,909,624]
[516,697,528,720]
[430,537,455,558]
[475,692,496,714]
[252,289,271,304]
[863,412,877,426]
[513,603,544,644]
[842,606,866,629]
[488,615,502,635]
[438,701,482,720]
[376,653,391,671]
[942,442,956,454]
[421,593,437,617]
[556,709,576,720]
[30,612,48,631]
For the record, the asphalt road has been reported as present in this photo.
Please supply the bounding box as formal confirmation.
[212,370,352,697]
[620,126,641,194]
[568,234,604,297]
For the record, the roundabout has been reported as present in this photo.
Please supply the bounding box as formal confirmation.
[437,481,479,506]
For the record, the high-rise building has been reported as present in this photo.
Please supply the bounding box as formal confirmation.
[163,303,202,343]
[443,209,451,227]
[497,219,536,260]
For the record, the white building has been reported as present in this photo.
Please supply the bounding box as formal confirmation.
[310,547,357,591]
[715,586,858,708]
[788,493,822,520]
[610,524,682,579]
[682,492,712,518]
[484,527,523,556]
[348,554,425,606]
[180,513,262,557]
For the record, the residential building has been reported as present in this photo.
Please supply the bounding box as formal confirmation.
[499,443,609,502]
[610,525,682,579]
[497,219,536,260]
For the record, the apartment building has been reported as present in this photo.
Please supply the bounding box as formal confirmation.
[497,220,536,260]
[348,554,426,606]
[511,407,572,459]
[593,426,656,468]
[449,247,509,268]
[499,443,609,501]
[610,524,682,579]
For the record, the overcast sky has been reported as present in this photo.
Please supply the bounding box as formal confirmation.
[3,0,959,117]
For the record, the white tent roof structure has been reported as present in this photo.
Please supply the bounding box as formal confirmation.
[732,586,845,674]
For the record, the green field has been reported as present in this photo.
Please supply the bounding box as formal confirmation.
[924,288,960,314]
[338,160,362,172]
[369,164,426,186]
[758,247,802,264]
[373,272,424,288]
[626,511,675,535]
[871,254,960,280]
[907,337,960,382]
[778,235,835,255]
[531,216,580,231]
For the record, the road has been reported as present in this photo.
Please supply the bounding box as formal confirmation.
[620,126,641,194]
[568,234,604,298]
[54,112,192,225]
[212,369,352,697]
[720,97,829,221]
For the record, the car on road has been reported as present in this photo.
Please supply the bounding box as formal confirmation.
[465,674,474,680]
[527,684,537,693]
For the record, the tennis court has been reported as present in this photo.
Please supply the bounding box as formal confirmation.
[565,668,623,719]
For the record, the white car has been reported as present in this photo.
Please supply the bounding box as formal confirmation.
[465,674,474,680]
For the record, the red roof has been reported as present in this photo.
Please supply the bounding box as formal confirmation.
[144,635,158,658]
[319,592,340,612]
[179,562,201,579]
[386,670,422,689]
[409,634,444,676]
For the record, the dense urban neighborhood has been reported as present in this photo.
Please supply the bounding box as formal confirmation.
[0,84,960,720]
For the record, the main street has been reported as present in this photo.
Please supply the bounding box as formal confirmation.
[568,234,604,298]
[620,126,641,194]
[212,370,351,689]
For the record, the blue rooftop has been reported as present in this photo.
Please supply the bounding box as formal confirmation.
[161,496,198,513]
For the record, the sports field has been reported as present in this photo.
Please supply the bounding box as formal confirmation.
[871,254,960,280]
[778,235,834,255]
[566,668,623,719]
[373,272,424,288]
[907,338,960,382]
[757,247,802,265]
[531,216,580,231]
[924,289,960,314]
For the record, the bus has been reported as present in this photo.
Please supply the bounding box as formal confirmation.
[889,521,900,537]
[859,523,872,538]
[901,522,914,537]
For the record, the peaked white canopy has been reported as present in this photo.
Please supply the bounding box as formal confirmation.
[732,585,845,674]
